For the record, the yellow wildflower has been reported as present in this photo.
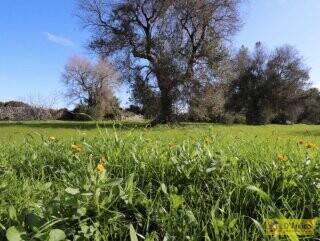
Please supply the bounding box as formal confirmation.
[277,154,285,161]
[71,144,82,152]
[97,164,106,172]
[49,136,56,141]
[71,144,78,149]
[76,147,82,153]
[204,137,210,144]
[307,143,316,149]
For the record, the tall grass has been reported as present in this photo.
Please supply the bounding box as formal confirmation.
[0,124,319,240]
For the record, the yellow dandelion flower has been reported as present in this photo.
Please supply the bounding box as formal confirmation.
[71,144,78,149]
[97,164,106,172]
[49,136,56,141]
[277,154,285,161]
[307,143,316,149]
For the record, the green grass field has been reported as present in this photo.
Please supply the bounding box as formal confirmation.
[1,121,320,240]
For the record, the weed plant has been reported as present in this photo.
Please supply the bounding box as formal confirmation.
[0,124,320,240]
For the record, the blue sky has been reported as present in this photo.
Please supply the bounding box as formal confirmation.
[233,0,320,87]
[0,0,319,108]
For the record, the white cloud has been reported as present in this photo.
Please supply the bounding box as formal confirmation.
[43,32,74,47]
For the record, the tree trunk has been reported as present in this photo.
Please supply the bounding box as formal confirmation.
[245,101,267,125]
[151,88,174,126]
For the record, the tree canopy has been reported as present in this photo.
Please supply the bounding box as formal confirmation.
[77,0,242,124]
[61,55,119,119]
[226,43,311,124]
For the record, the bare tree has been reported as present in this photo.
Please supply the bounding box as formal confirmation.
[21,91,60,109]
[61,55,119,119]
[77,0,242,124]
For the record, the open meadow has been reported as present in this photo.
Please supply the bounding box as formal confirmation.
[2,0,320,240]
[1,121,320,240]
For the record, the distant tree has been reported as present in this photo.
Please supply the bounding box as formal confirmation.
[226,43,268,124]
[189,82,227,121]
[298,88,320,124]
[61,55,119,119]
[130,72,160,119]
[77,0,242,124]
[226,43,311,124]
[265,45,310,122]
[22,92,59,110]
[125,105,143,115]
[4,101,30,108]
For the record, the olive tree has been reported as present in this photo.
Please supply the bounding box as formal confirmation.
[77,0,242,124]
[226,43,311,124]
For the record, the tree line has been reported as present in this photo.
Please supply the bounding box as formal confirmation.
[60,0,320,125]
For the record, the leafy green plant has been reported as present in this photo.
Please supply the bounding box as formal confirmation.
[0,123,320,240]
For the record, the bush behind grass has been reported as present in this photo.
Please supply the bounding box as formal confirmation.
[0,124,320,240]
